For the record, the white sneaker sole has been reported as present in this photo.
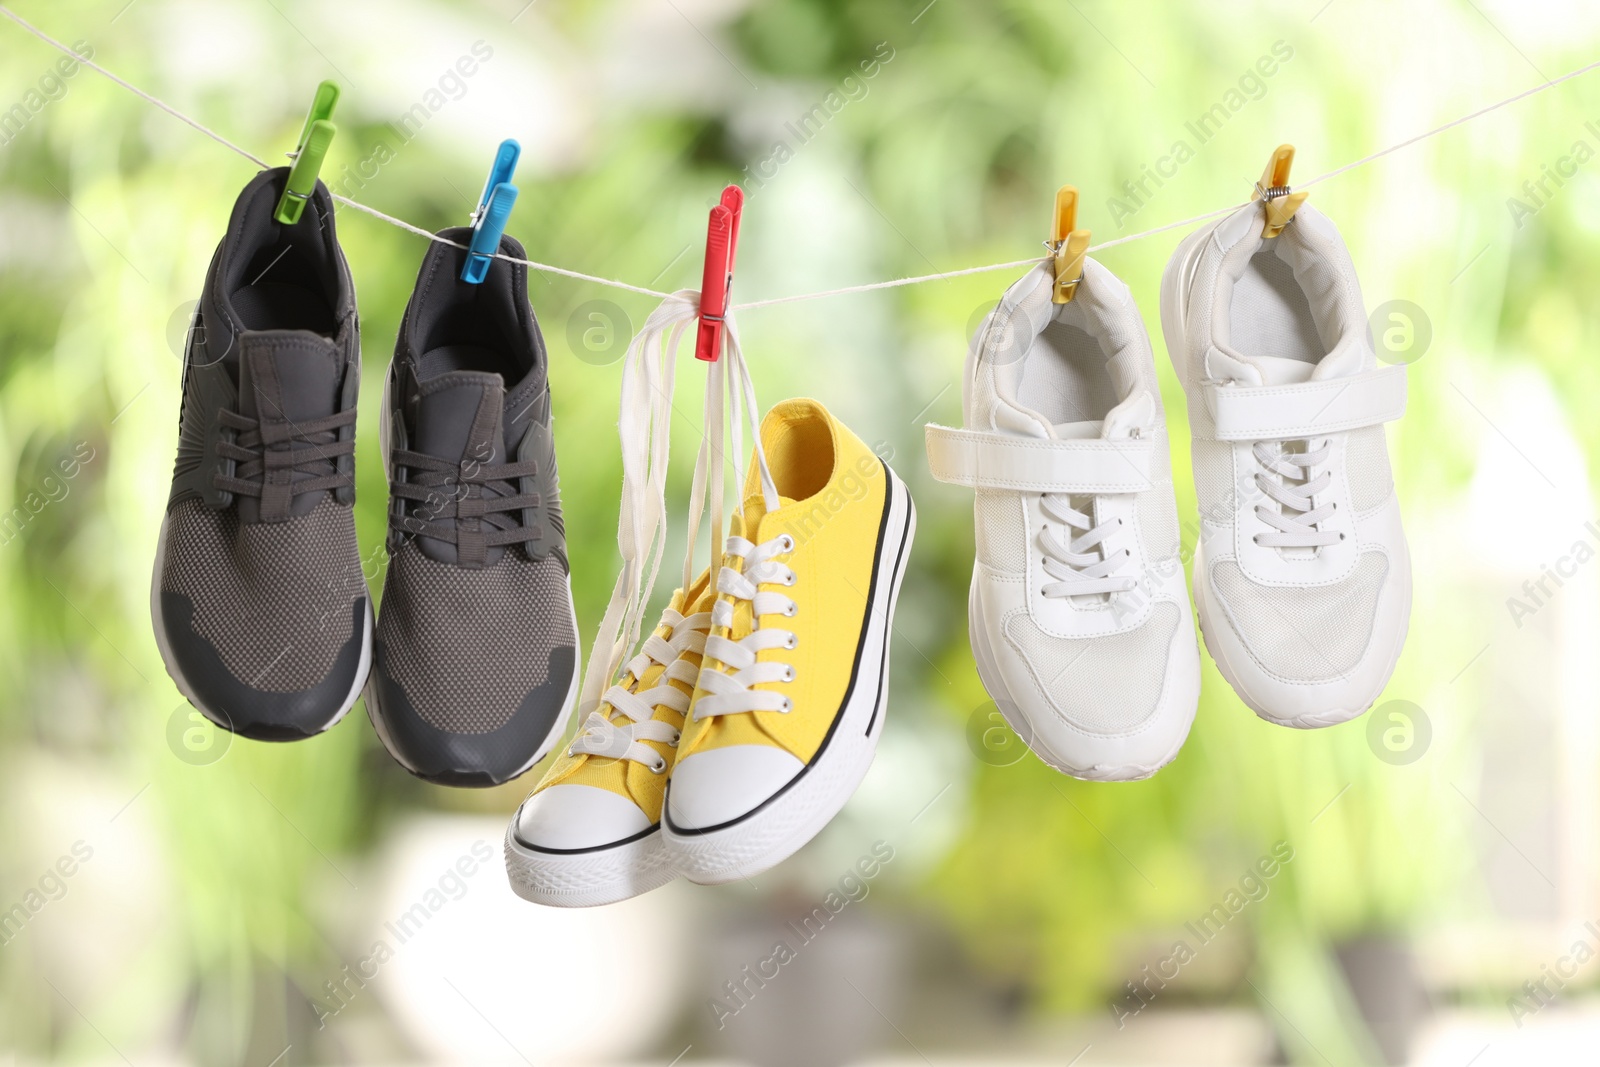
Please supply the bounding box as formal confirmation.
[150,508,372,738]
[663,466,916,885]
[503,823,677,908]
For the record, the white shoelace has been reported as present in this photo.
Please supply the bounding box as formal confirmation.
[569,606,711,772]
[1251,439,1340,548]
[1038,493,1136,597]
[695,534,798,719]
[579,291,780,722]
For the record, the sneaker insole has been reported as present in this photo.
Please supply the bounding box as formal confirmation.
[1020,320,1122,425]
[1228,246,1324,365]
[232,280,336,335]
[418,344,510,380]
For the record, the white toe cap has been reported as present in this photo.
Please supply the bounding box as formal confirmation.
[514,784,653,851]
[666,745,805,831]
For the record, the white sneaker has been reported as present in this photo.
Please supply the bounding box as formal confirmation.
[1159,199,1410,728]
[926,260,1200,780]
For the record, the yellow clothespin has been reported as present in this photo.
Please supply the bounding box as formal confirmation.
[1050,185,1091,304]
[1253,144,1308,239]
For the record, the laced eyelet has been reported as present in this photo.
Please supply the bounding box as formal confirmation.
[782,571,797,586]
[780,697,793,712]
[669,731,682,746]
[784,633,798,650]
[777,534,795,552]
[649,756,668,774]
[783,602,798,617]
[781,666,796,682]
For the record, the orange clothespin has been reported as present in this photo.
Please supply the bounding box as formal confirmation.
[1050,186,1091,304]
[1254,144,1308,239]
[695,185,744,362]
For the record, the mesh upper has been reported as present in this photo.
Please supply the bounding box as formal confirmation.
[1345,426,1394,512]
[1209,552,1388,681]
[975,488,1025,574]
[1190,439,1238,523]
[160,497,362,691]
[376,540,575,733]
[1138,437,1180,562]
[1002,602,1179,735]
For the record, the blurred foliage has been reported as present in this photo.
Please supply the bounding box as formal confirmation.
[0,0,1597,1064]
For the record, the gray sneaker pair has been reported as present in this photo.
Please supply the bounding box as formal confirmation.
[152,169,578,785]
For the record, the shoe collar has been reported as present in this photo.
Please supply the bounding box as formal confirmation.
[974,260,1160,443]
[1204,201,1372,387]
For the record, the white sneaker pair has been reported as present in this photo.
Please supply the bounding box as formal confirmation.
[928,197,1409,780]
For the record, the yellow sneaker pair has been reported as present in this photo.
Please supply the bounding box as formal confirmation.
[505,398,915,904]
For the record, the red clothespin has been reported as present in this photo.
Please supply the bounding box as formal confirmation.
[695,185,744,362]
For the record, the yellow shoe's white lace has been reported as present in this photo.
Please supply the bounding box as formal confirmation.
[569,606,710,772]
[578,290,779,724]
[695,534,797,719]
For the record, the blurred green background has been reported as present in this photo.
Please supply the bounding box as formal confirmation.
[2,0,1599,1064]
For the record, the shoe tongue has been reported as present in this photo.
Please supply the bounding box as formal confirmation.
[238,331,341,423]
[999,385,1157,442]
[236,331,344,523]
[414,371,506,466]
[740,493,799,533]
[1226,334,1368,387]
[411,371,507,567]
[1251,355,1317,386]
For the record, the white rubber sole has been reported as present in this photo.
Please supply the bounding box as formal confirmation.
[663,469,916,885]
[503,823,677,909]
[966,575,1188,782]
[150,508,372,739]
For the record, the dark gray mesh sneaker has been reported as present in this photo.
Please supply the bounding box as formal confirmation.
[152,168,370,741]
[367,229,579,787]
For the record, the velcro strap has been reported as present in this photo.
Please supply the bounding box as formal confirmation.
[925,424,1153,494]
[1203,365,1406,441]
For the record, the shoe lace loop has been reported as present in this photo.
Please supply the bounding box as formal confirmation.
[1251,439,1339,548]
[1038,493,1135,597]
[213,407,357,505]
[389,448,543,550]
[695,534,797,719]
[569,607,711,771]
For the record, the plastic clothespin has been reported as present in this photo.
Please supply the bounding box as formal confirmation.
[461,139,522,284]
[1253,144,1308,239]
[1050,185,1092,304]
[273,81,340,226]
[695,185,744,362]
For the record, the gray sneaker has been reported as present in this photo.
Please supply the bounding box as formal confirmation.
[152,169,370,741]
[366,229,580,787]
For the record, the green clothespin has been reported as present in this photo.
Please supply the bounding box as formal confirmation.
[273,80,340,225]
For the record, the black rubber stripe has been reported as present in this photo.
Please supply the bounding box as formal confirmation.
[664,461,905,837]
[865,481,914,736]
[512,823,659,856]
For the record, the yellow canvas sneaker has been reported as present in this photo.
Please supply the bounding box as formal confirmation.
[664,398,916,883]
[505,571,713,907]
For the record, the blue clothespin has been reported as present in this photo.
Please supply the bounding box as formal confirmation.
[461,139,521,284]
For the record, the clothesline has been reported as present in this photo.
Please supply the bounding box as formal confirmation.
[4,4,1598,309]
